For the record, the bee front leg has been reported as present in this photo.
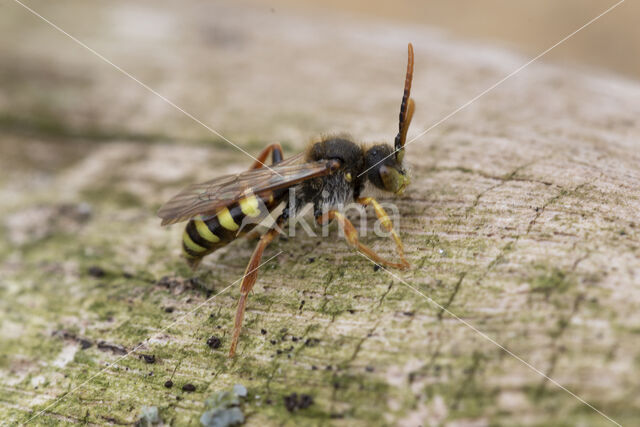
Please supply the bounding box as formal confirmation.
[357,197,410,268]
[317,210,409,270]
[229,221,282,357]
[249,143,284,169]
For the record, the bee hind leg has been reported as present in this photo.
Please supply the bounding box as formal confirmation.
[229,219,283,357]
[317,210,409,270]
[244,230,261,241]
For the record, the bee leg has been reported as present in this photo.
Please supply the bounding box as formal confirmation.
[242,144,283,243]
[317,211,409,270]
[357,197,410,268]
[244,230,261,241]
[249,143,284,169]
[229,221,282,357]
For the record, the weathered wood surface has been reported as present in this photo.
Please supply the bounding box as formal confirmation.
[1,1,639,425]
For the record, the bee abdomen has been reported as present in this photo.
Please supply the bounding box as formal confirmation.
[181,193,271,268]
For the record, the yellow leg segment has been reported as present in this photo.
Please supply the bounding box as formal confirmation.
[318,210,409,270]
[357,197,409,269]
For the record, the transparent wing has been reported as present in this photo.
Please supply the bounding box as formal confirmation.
[158,158,337,226]
[275,151,305,166]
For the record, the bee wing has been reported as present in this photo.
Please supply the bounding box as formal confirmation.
[158,158,338,226]
[275,151,305,166]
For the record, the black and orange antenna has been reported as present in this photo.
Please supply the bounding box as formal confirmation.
[394,43,415,164]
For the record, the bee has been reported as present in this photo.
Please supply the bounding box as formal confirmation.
[158,43,415,357]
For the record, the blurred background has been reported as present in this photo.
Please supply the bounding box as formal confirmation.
[263,0,639,80]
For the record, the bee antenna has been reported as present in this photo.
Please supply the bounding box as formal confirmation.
[394,43,415,163]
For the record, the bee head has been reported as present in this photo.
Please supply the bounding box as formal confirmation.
[362,43,416,196]
[362,43,414,196]
[364,144,409,195]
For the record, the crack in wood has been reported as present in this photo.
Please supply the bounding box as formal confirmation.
[437,272,467,320]
[534,294,585,399]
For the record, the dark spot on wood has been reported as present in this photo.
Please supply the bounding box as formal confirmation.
[164,380,173,388]
[88,266,105,278]
[182,383,196,392]
[304,338,319,347]
[284,393,313,412]
[299,394,313,409]
[53,330,93,349]
[206,336,221,349]
[157,276,179,288]
[373,264,381,271]
[260,329,267,335]
[188,277,202,288]
[141,354,155,364]
[307,257,315,263]
[97,340,127,355]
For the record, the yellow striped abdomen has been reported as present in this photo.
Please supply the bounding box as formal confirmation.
[181,193,278,269]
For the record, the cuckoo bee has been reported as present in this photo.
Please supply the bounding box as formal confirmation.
[158,43,415,357]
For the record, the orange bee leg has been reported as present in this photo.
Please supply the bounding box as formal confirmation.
[357,197,410,268]
[229,223,281,357]
[243,230,261,241]
[317,210,409,270]
[243,143,283,241]
[249,143,284,169]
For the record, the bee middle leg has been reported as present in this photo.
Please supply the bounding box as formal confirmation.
[317,210,409,270]
[357,197,410,268]
[229,219,283,357]
[249,143,284,169]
